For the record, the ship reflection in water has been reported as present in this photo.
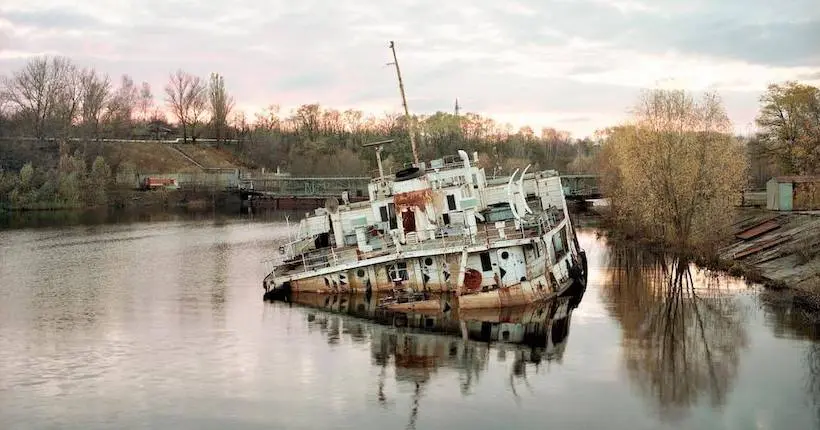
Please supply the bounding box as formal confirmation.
[274,283,586,426]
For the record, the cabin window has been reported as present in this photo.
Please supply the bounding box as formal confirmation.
[386,262,409,281]
[447,194,457,211]
[379,204,398,229]
[552,227,568,260]
[479,252,492,272]
[387,203,398,229]
[442,213,451,225]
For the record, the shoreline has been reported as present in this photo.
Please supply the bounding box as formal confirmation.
[580,205,820,313]
[1,188,243,212]
[717,208,820,311]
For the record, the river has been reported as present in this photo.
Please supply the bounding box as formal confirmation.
[0,214,818,429]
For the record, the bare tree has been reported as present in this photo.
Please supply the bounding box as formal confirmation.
[600,89,748,249]
[165,69,206,143]
[79,68,110,139]
[1,56,75,138]
[104,75,139,138]
[208,72,234,147]
[0,94,8,137]
[51,63,82,137]
[137,82,153,122]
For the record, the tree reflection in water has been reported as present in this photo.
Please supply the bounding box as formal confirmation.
[810,343,820,427]
[602,245,749,422]
[760,292,820,426]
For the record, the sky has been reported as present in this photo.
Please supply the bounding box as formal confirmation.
[0,0,819,138]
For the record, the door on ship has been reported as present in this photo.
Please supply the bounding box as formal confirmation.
[402,209,416,233]
[496,248,526,287]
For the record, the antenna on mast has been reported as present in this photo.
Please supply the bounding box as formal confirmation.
[454,98,460,116]
[387,41,419,166]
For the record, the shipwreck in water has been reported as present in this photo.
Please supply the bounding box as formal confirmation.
[262,142,587,311]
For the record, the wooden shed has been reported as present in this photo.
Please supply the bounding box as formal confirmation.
[766,176,820,211]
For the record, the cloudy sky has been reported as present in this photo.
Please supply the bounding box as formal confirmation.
[1,0,818,137]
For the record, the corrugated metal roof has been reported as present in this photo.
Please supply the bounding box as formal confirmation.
[735,219,780,240]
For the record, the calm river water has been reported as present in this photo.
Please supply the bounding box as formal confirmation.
[1,214,818,429]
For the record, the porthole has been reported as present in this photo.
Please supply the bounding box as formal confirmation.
[424,257,433,266]
[501,251,510,260]
[357,269,366,278]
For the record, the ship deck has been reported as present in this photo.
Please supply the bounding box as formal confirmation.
[266,208,567,281]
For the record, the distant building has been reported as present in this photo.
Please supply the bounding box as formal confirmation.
[147,119,174,140]
[766,175,820,211]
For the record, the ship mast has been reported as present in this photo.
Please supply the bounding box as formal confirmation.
[388,41,419,166]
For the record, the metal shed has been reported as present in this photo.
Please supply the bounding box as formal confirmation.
[766,176,820,211]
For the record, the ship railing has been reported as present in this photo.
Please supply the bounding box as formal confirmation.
[370,155,471,181]
[277,211,567,276]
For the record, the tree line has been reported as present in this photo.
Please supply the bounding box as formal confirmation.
[0,56,597,177]
[0,55,817,216]
[0,57,234,144]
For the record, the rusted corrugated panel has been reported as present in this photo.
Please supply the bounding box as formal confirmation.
[735,219,780,240]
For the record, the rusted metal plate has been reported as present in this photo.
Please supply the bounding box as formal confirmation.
[735,219,780,240]
[393,188,434,211]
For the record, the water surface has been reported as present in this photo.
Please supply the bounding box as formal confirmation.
[0,217,818,429]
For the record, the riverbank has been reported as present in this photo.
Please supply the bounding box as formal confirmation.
[718,209,820,309]
[582,205,820,311]
[2,188,243,213]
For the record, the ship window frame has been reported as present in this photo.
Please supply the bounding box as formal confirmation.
[446,194,457,211]
[386,261,409,281]
[479,252,492,272]
[387,203,398,230]
[552,227,568,260]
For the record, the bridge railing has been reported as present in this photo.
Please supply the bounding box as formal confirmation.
[239,176,371,197]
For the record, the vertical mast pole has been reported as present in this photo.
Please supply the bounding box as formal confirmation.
[388,41,419,166]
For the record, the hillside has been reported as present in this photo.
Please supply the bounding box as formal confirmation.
[1,139,248,174]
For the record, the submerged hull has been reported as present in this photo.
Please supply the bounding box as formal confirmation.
[385,254,585,312]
